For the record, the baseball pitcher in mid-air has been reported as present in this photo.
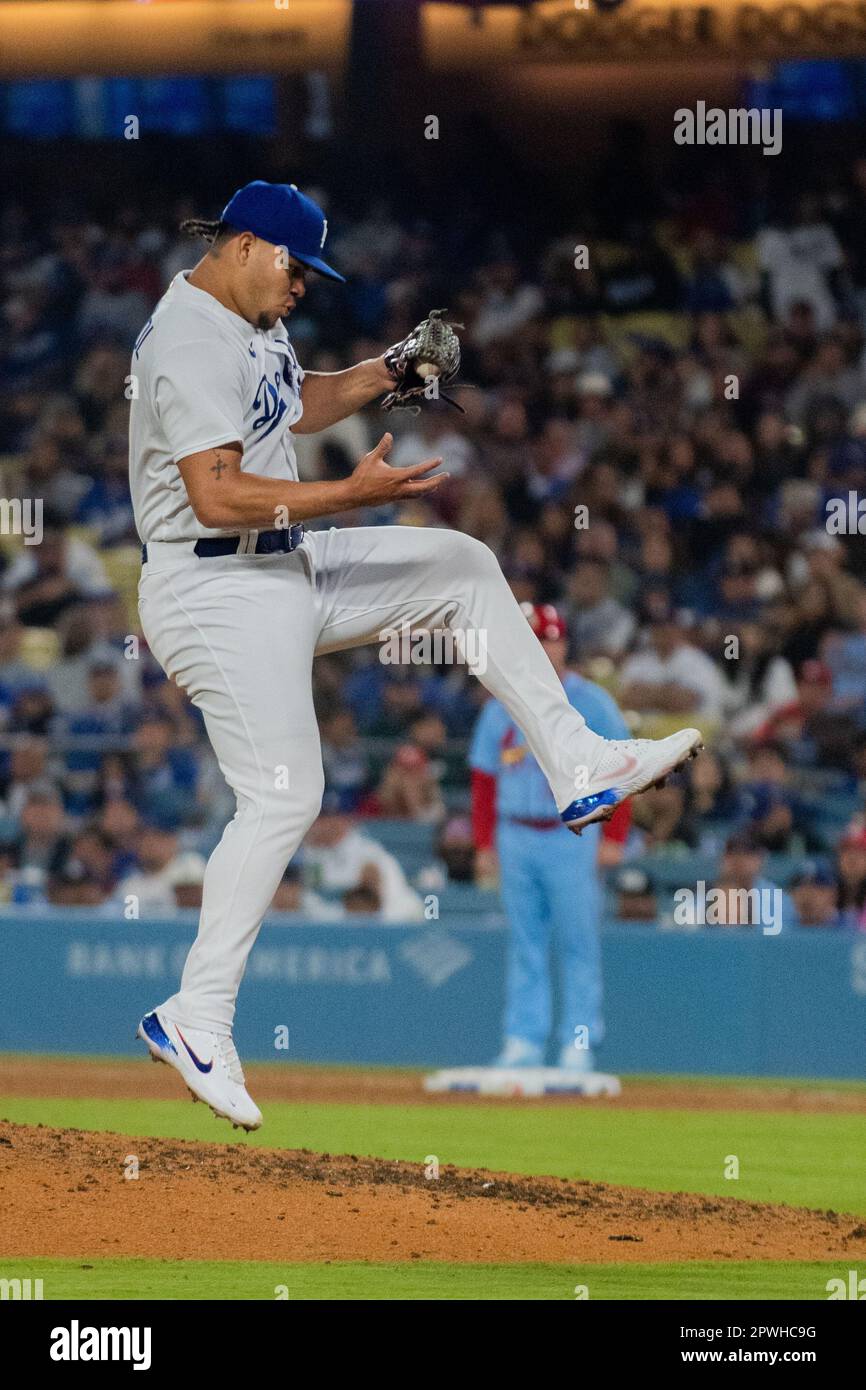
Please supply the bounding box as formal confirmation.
[129,180,702,1129]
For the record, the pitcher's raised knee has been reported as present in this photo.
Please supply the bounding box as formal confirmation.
[439,530,500,580]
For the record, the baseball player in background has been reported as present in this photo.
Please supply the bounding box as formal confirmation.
[471,604,630,1071]
[130,181,701,1129]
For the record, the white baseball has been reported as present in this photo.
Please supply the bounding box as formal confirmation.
[417,361,440,378]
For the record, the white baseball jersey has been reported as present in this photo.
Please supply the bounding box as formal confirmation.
[128,271,305,543]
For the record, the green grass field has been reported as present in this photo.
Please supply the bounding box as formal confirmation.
[3,1064,864,1300]
[0,1257,848,1301]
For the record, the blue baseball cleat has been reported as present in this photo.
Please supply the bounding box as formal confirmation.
[561,727,703,835]
[137,1007,262,1132]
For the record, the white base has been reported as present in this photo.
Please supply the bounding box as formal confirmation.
[423,1067,622,1098]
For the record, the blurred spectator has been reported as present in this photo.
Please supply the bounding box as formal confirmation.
[73,344,130,432]
[320,706,370,812]
[116,825,206,916]
[735,745,823,858]
[564,558,636,660]
[601,225,680,314]
[368,743,445,823]
[788,864,844,929]
[823,590,866,714]
[787,530,865,663]
[756,196,844,332]
[526,419,585,505]
[47,607,139,714]
[7,678,54,736]
[14,783,71,876]
[407,710,449,765]
[471,259,544,349]
[575,518,638,605]
[612,865,658,922]
[723,621,798,738]
[2,515,109,627]
[683,231,751,314]
[366,669,427,737]
[76,411,137,544]
[631,777,694,853]
[836,826,866,927]
[97,799,142,882]
[785,334,864,423]
[680,748,739,846]
[343,884,383,915]
[58,828,115,897]
[48,826,116,906]
[755,659,860,769]
[741,781,805,855]
[619,603,727,721]
[303,794,424,921]
[0,736,52,819]
[270,862,341,919]
[128,715,198,828]
[0,603,40,697]
[18,431,90,517]
[56,654,140,814]
[170,856,206,911]
[77,244,151,346]
[705,829,779,928]
[435,813,475,884]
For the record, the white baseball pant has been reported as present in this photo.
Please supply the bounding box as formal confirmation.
[138,526,604,1031]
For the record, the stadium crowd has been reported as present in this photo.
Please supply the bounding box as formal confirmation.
[4,153,866,926]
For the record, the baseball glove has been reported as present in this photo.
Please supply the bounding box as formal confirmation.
[382,309,464,413]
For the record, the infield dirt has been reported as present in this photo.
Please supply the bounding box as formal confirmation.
[4,1055,866,1113]
[2,1118,865,1266]
[4,1058,865,1267]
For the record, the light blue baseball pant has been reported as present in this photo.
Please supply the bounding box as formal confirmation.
[495,819,604,1055]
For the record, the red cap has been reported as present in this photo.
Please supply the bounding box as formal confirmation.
[521,602,566,642]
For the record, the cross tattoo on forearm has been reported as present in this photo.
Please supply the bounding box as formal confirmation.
[211,454,227,479]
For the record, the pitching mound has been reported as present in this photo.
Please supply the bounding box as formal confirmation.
[2,1121,865,1265]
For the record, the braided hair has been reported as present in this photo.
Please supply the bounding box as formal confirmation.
[179,217,233,248]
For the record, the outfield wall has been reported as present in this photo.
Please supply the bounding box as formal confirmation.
[2,913,866,1078]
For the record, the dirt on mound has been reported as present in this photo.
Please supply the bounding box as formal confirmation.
[1,1120,865,1266]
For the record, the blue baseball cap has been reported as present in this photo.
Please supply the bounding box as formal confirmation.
[220,180,345,282]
